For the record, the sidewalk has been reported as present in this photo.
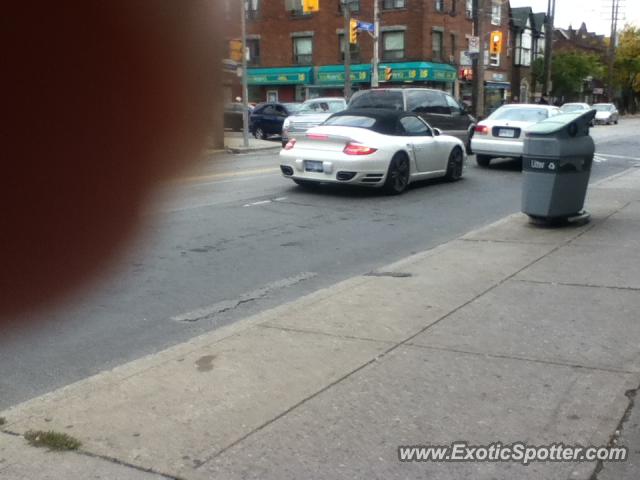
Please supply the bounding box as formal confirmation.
[213,131,281,154]
[2,167,640,479]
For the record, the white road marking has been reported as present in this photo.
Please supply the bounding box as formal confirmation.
[243,200,272,207]
[595,152,640,161]
[243,197,288,207]
[172,272,317,322]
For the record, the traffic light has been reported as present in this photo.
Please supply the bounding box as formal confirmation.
[349,18,358,44]
[384,67,393,81]
[302,0,319,13]
[490,31,503,55]
[229,39,244,62]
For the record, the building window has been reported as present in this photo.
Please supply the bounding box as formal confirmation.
[293,36,313,65]
[288,0,310,17]
[246,0,259,19]
[383,0,406,9]
[451,0,457,13]
[435,0,444,12]
[515,30,532,66]
[451,33,456,59]
[382,30,405,60]
[247,39,260,66]
[339,34,360,62]
[491,1,501,25]
[432,31,443,61]
[339,0,360,13]
[465,0,473,17]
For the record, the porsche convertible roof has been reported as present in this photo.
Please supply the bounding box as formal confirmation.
[328,108,412,135]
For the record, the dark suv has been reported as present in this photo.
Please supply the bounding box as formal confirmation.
[348,88,476,152]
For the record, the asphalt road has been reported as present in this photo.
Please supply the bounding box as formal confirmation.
[2,119,640,410]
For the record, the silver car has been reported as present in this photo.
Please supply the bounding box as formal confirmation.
[560,103,595,126]
[593,103,619,125]
[470,104,560,167]
[282,97,347,147]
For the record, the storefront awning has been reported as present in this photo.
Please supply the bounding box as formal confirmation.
[378,61,457,83]
[247,67,313,86]
[316,64,371,86]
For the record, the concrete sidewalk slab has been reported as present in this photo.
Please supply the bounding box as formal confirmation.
[409,280,640,372]
[0,432,165,480]
[2,327,388,477]
[265,240,553,343]
[200,346,635,480]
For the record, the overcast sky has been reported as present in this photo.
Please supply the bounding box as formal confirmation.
[509,0,640,35]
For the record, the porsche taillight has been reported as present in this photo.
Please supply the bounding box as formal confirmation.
[343,142,377,155]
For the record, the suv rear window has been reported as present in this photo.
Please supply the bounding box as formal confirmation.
[349,91,404,110]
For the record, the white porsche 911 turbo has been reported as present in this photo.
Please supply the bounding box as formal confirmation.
[279,109,466,194]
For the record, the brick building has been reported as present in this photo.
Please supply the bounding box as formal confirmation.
[223,0,511,114]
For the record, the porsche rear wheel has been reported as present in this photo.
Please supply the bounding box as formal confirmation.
[383,153,410,195]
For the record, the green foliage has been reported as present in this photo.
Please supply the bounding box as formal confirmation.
[531,57,545,89]
[550,52,604,98]
[24,430,82,451]
[614,26,640,94]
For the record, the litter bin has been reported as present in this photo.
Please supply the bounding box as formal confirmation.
[521,109,596,224]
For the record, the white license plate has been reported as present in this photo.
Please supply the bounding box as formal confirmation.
[304,160,323,173]
[498,128,516,138]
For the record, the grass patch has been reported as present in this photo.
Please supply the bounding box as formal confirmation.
[24,430,81,451]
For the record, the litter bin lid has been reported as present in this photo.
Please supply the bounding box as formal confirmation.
[526,110,595,136]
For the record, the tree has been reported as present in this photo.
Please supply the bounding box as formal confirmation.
[550,52,604,101]
[613,26,640,113]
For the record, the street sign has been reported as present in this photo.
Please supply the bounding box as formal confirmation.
[468,36,479,54]
[222,59,239,74]
[357,21,375,33]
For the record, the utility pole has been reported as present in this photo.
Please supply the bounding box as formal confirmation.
[371,0,380,88]
[607,0,621,102]
[542,0,556,97]
[472,0,485,118]
[240,0,249,148]
[342,0,352,99]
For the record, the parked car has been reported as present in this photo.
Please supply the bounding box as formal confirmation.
[470,104,561,167]
[593,103,619,125]
[224,103,251,131]
[279,109,466,195]
[249,102,301,139]
[281,97,347,147]
[347,88,476,153]
[560,102,595,126]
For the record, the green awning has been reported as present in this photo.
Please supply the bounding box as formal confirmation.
[247,67,313,86]
[316,64,371,85]
[378,62,457,83]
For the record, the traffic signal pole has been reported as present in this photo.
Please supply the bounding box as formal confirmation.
[472,0,485,118]
[342,1,352,100]
[241,0,249,148]
[371,0,380,88]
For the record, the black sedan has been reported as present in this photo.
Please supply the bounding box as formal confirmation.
[249,102,301,140]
